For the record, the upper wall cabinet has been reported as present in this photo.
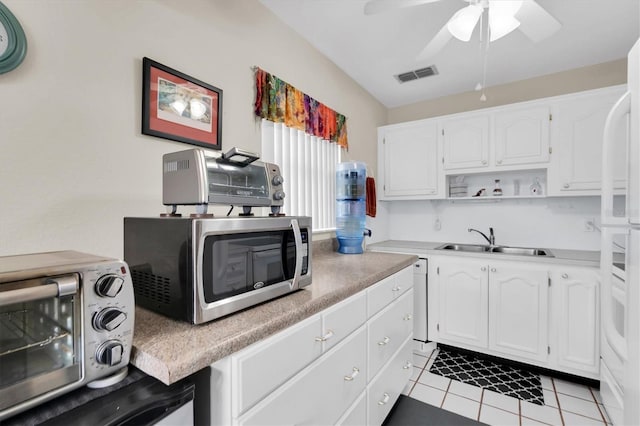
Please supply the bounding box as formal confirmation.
[494,106,550,167]
[441,114,489,170]
[547,86,628,196]
[441,106,550,173]
[377,84,627,200]
[378,119,442,200]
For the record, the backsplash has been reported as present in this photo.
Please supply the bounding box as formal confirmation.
[382,197,605,251]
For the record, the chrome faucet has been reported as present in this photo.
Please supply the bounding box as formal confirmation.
[468,227,495,246]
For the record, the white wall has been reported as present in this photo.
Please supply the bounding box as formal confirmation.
[386,197,603,251]
[0,0,387,258]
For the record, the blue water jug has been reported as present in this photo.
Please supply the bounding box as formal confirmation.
[336,162,366,254]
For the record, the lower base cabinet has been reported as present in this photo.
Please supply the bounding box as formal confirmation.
[238,327,368,426]
[208,266,414,426]
[430,255,600,379]
[368,336,413,425]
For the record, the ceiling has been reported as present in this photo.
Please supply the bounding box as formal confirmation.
[260,0,640,108]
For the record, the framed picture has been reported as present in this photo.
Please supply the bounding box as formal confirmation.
[142,57,222,150]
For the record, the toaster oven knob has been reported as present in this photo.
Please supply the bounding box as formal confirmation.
[273,190,285,201]
[272,174,284,186]
[93,307,127,331]
[96,340,124,366]
[95,274,125,298]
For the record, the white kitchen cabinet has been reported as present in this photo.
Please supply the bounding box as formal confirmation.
[367,290,413,380]
[441,114,490,170]
[428,252,601,379]
[378,119,441,199]
[548,86,627,195]
[208,266,414,426]
[550,266,600,376]
[434,257,489,348]
[494,106,550,167]
[367,336,413,425]
[434,257,549,364]
[238,327,367,426]
[488,262,549,363]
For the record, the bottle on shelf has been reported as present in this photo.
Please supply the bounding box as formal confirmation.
[493,179,502,196]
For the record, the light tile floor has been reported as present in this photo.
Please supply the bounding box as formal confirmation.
[403,348,612,426]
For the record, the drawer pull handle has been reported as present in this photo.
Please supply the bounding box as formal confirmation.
[315,330,334,342]
[491,267,496,273]
[403,362,412,370]
[378,393,390,405]
[481,267,487,272]
[392,286,402,292]
[344,367,360,381]
[378,336,390,346]
[562,273,568,279]
[403,314,412,321]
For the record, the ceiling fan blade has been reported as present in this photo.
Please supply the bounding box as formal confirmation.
[515,0,561,43]
[416,23,453,61]
[364,0,441,16]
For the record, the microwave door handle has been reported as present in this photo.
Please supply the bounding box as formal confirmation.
[0,275,79,307]
[290,218,303,291]
[601,91,630,225]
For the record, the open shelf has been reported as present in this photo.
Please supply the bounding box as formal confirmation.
[446,169,547,200]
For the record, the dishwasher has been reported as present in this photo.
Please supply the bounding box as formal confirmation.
[413,258,430,349]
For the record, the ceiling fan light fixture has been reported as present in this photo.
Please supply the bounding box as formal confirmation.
[447,4,483,42]
[489,14,521,41]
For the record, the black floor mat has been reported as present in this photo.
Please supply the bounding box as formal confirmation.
[383,395,488,426]
[429,347,545,405]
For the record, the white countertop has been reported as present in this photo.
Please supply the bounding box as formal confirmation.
[367,240,601,268]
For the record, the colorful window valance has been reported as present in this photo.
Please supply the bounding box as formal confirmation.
[254,67,348,150]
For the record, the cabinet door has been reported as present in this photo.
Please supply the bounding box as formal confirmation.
[441,115,489,170]
[552,267,599,375]
[435,258,489,349]
[380,121,439,198]
[494,106,550,167]
[550,88,627,194]
[488,263,549,363]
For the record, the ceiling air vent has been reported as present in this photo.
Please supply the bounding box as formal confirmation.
[394,65,438,84]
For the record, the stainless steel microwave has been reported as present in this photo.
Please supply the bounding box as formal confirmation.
[124,216,312,324]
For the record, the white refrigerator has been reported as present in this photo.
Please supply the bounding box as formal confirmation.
[600,38,640,426]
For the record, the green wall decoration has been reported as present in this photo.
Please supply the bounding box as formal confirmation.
[0,1,26,74]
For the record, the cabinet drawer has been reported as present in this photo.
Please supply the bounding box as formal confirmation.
[238,326,368,426]
[368,335,413,426]
[368,289,413,380]
[232,315,323,415]
[337,392,367,426]
[368,267,412,318]
[323,291,367,352]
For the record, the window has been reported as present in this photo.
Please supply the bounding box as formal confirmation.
[261,119,342,232]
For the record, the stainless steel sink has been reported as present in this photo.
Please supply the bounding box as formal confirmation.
[436,243,553,257]
[437,243,491,252]
[489,246,553,256]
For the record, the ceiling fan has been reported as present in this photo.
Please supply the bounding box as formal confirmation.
[364,0,561,61]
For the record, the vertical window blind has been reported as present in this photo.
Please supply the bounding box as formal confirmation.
[261,119,341,232]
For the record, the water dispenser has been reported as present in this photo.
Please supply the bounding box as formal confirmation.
[336,162,366,254]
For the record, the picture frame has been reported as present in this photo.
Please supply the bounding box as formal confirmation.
[142,57,222,150]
